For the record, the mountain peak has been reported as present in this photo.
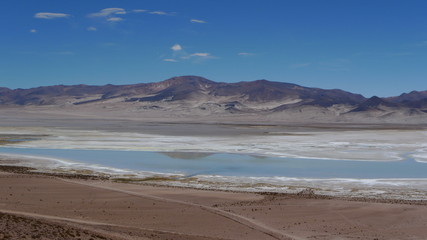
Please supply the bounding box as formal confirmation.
[161,76,216,85]
[388,90,427,103]
[364,96,383,105]
[350,96,397,112]
[145,76,217,94]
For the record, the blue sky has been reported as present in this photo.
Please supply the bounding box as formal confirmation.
[0,0,426,97]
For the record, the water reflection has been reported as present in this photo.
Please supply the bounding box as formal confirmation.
[0,147,427,179]
[159,152,213,160]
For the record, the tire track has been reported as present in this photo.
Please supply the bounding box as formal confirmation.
[60,178,299,240]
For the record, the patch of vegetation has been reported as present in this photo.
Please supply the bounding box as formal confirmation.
[112,176,178,183]
[0,165,36,174]
[0,165,109,180]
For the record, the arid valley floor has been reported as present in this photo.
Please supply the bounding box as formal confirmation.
[1,110,427,240]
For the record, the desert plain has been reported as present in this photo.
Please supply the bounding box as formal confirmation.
[0,109,427,240]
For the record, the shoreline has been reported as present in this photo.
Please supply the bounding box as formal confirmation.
[1,150,427,201]
[1,163,426,205]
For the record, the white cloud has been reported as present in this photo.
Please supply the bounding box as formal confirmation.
[133,9,147,13]
[34,12,70,19]
[89,8,126,17]
[171,44,182,51]
[150,11,168,15]
[238,52,254,56]
[181,52,215,61]
[163,59,178,62]
[29,29,37,33]
[181,52,217,62]
[166,45,215,62]
[190,19,206,23]
[190,53,210,57]
[87,26,97,31]
[107,17,123,22]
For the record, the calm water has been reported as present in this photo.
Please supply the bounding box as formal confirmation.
[1,147,427,179]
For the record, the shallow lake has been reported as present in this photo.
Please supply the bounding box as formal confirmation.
[1,147,427,179]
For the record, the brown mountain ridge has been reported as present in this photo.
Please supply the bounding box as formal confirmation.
[1,76,426,123]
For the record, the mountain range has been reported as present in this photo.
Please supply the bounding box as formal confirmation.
[1,76,426,124]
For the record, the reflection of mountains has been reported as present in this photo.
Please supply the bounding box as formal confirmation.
[250,155,268,159]
[160,152,213,160]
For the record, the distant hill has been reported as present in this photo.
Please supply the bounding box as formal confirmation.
[0,76,426,124]
[387,90,427,103]
[0,76,365,106]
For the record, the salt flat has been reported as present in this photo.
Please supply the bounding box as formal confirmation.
[1,112,427,240]
[1,124,427,200]
[1,126,426,162]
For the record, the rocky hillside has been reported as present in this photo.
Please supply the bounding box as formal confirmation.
[0,76,365,106]
[0,76,426,123]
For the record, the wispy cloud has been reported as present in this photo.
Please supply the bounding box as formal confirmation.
[88,8,126,17]
[238,52,254,56]
[87,26,97,31]
[185,52,217,63]
[181,52,216,60]
[133,9,147,13]
[163,58,178,62]
[34,12,70,19]
[190,19,206,23]
[29,29,37,33]
[150,11,168,15]
[107,17,123,22]
[190,53,210,57]
[171,44,182,51]
[133,9,174,16]
[289,62,311,69]
[165,44,215,63]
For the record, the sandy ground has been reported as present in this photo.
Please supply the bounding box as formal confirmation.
[1,170,427,240]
